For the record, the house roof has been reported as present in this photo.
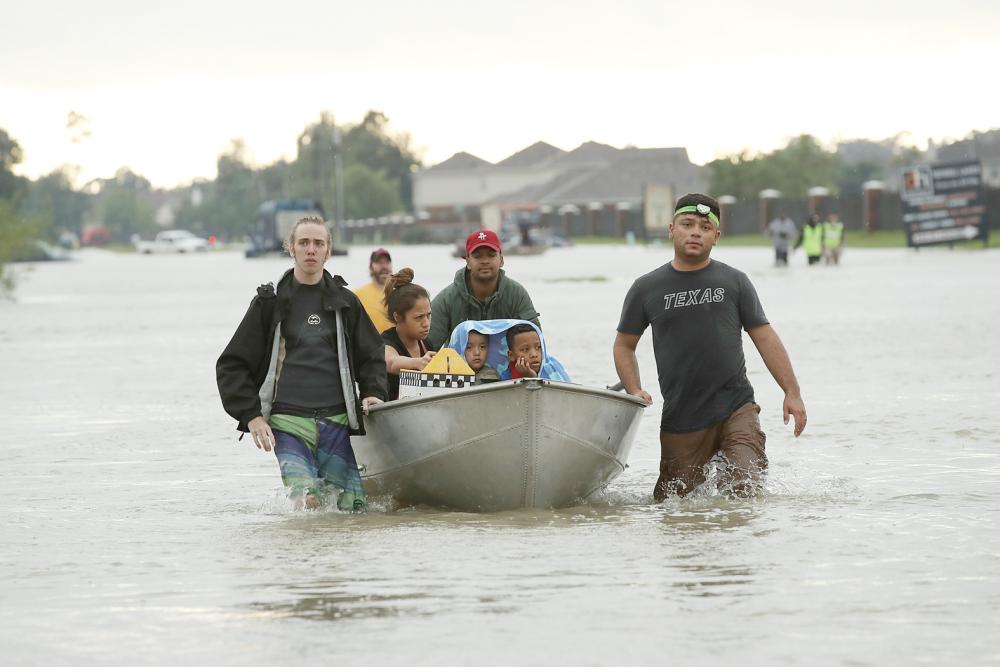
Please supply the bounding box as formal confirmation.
[496,141,565,168]
[488,168,596,205]
[490,147,706,206]
[937,129,1000,162]
[427,151,493,171]
[551,141,621,166]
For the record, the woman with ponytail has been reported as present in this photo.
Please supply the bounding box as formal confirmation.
[382,268,436,400]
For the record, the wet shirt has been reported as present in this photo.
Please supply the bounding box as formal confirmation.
[382,327,434,400]
[617,260,769,433]
[275,282,345,411]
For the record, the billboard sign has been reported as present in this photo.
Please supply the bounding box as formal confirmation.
[643,184,674,237]
[900,160,987,247]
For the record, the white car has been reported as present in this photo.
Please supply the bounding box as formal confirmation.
[135,230,209,254]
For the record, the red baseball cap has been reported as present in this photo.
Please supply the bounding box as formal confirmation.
[465,230,502,256]
[369,248,391,263]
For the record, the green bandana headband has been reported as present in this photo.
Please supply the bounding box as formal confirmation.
[674,204,720,227]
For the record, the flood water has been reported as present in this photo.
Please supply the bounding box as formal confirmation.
[2,243,999,665]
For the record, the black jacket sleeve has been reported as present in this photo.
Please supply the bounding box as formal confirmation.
[216,296,271,431]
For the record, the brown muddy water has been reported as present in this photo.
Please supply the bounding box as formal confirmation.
[2,244,998,665]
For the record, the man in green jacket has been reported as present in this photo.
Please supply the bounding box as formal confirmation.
[428,229,540,349]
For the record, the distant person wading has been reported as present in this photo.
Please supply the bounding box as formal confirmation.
[797,214,824,265]
[822,213,845,265]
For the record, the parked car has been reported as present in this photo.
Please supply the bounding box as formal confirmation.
[134,230,209,254]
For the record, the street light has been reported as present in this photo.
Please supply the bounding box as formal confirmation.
[332,127,345,237]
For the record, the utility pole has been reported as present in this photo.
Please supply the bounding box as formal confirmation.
[332,127,345,243]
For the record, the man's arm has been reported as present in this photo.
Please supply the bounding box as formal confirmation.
[216,297,268,429]
[217,296,279,451]
[747,324,806,436]
[513,283,541,327]
[613,332,652,404]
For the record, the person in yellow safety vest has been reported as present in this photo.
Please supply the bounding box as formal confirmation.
[822,213,845,265]
[795,214,824,266]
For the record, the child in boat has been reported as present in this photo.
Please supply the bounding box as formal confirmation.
[464,329,501,382]
[504,323,542,379]
[446,319,571,382]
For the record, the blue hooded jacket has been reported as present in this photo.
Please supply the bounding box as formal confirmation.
[446,319,571,382]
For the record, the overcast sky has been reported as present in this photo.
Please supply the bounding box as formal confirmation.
[2,0,997,187]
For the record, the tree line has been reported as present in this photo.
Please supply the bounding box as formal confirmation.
[0,116,981,291]
[172,111,421,241]
[0,109,422,256]
[707,134,924,200]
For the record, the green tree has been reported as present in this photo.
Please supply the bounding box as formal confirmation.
[165,109,422,241]
[210,139,261,238]
[172,140,269,241]
[171,182,212,238]
[0,128,41,293]
[257,160,293,201]
[95,168,156,241]
[0,127,28,205]
[23,167,90,235]
[838,161,885,197]
[343,163,404,219]
[342,110,421,210]
[709,135,839,199]
[0,199,45,294]
[289,112,339,218]
[287,110,422,219]
[708,151,763,200]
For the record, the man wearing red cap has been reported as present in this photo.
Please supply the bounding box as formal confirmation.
[354,248,394,333]
[427,229,540,349]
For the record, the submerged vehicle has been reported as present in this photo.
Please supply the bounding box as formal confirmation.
[245,199,347,258]
[354,379,646,511]
[10,240,74,262]
[134,229,209,254]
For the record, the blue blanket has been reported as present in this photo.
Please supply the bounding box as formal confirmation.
[446,319,572,382]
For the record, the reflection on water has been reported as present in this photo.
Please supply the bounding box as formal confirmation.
[2,247,1000,664]
[247,587,437,622]
[670,564,759,598]
[657,504,758,534]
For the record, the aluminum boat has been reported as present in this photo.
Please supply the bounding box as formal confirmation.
[354,379,647,511]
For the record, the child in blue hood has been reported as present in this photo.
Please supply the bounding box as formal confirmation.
[447,319,571,382]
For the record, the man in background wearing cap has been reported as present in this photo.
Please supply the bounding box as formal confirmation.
[427,229,540,349]
[613,193,807,499]
[355,248,394,333]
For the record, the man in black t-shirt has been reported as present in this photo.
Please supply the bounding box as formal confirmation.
[614,194,807,498]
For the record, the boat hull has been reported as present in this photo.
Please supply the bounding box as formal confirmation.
[354,379,646,511]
